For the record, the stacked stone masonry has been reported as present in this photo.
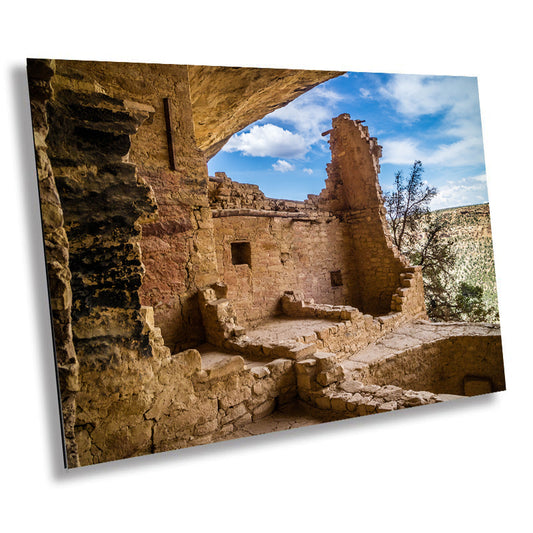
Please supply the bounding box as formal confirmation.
[27,60,505,467]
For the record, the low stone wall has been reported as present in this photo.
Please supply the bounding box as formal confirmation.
[291,322,505,419]
[280,291,425,359]
[294,354,441,418]
[211,207,358,327]
[74,309,503,465]
[361,332,505,396]
[186,357,297,449]
[197,284,420,363]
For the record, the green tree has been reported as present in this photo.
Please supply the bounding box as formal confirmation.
[384,160,436,252]
[384,161,493,322]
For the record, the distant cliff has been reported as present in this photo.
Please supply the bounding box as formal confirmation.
[434,203,499,321]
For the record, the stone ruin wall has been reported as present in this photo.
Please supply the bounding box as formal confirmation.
[49,61,340,354]
[49,61,219,353]
[37,61,228,466]
[209,173,358,326]
[319,115,415,315]
[362,332,505,396]
[45,61,425,360]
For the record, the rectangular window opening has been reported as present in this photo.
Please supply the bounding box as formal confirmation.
[231,241,251,267]
[330,270,343,287]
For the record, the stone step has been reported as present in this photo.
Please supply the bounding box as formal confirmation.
[275,342,317,361]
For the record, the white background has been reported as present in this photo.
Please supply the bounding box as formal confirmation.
[2,1,531,531]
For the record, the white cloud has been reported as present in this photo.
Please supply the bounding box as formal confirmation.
[266,86,344,150]
[426,137,485,167]
[222,124,307,158]
[379,74,484,168]
[222,84,344,161]
[272,159,295,173]
[359,88,371,98]
[303,168,313,175]
[431,174,489,210]
[381,139,421,165]
[381,136,485,167]
[379,75,479,120]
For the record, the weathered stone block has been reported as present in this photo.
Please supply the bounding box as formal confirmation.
[377,401,397,413]
[252,381,265,396]
[252,399,276,420]
[357,399,379,416]
[374,385,403,401]
[314,352,338,373]
[295,358,317,374]
[316,370,338,387]
[194,418,218,436]
[361,384,381,394]
[218,386,252,410]
[339,380,365,394]
[140,305,155,328]
[251,365,270,379]
[330,393,351,411]
[296,374,312,390]
[234,412,253,427]
[205,356,244,380]
[220,402,248,425]
[266,358,293,377]
[315,396,331,409]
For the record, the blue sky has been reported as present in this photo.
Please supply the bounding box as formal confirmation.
[207,72,489,210]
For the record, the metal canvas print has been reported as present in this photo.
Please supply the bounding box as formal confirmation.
[27,59,505,468]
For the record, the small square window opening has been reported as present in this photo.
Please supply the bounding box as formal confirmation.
[231,242,251,267]
[330,270,343,287]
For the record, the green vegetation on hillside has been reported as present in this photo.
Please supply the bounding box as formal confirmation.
[431,203,499,322]
[383,161,499,322]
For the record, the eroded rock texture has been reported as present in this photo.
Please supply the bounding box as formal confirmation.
[27,59,80,468]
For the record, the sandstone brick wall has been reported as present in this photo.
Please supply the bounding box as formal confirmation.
[280,293,416,358]
[75,310,299,464]
[40,63,180,465]
[209,171,318,212]
[319,115,414,315]
[46,64,424,352]
[212,212,358,326]
[293,324,504,419]
[296,353,442,417]
[207,115,426,325]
